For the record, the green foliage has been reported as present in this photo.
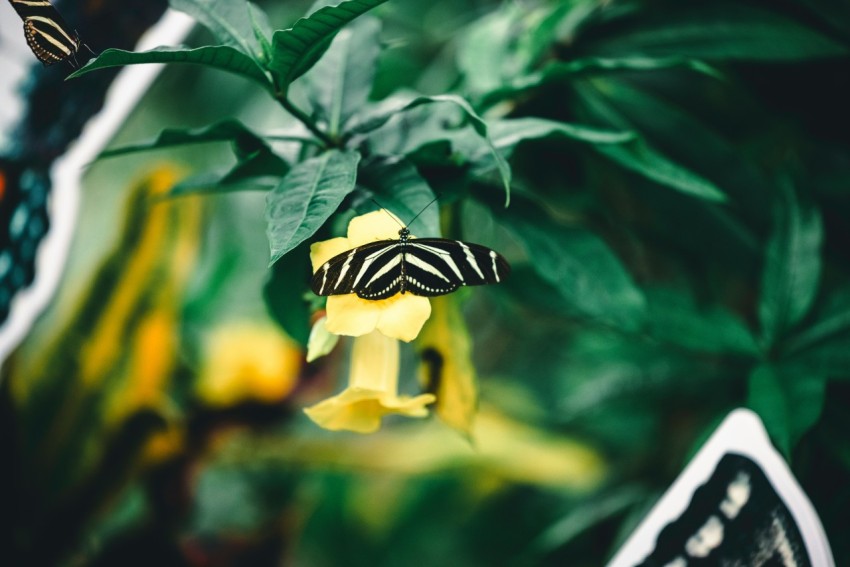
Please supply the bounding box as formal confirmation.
[33,0,850,565]
[266,149,361,263]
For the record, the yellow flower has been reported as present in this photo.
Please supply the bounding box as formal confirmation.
[196,322,302,407]
[417,295,478,438]
[310,210,431,343]
[304,330,436,433]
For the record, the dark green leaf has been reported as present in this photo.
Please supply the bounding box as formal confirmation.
[596,141,727,202]
[582,78,770,217]
[355,94,513,205]
[264,241,313,346]
[169,149,288,196]
[645,288,758,355]
[357,158,440,237]
[572,81,727,202]
[266,149,361,264]
[582,4,849,61]
[268,0,390,92]
[526,487,646,558]
[747,364,827,457]
[779,292,850,376]
[169,0,263,58]
[304,16,382,137]
[481,57,723,108]
[98,120,268,159]
[758,180,823,345]
[468,118,634,176]
[483,193,646,330]
[68,46,271,90]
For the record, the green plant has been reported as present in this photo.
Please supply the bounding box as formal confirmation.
[51,0,850,564]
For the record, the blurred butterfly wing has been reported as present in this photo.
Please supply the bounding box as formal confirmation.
[607,409,834,567]
[0,161,51,323]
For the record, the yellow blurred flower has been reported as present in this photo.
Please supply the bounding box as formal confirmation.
[196,322,302,407]
[304,330,436,433]
[417,295,478,438]
[310,210,431,343]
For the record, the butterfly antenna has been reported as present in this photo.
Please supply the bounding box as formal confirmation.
[370,198,406,230]
[406,194,441,229]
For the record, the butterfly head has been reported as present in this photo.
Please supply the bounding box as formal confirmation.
[398,227,410,241]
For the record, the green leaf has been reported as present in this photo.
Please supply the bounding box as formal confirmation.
[490,117,634,149]
[596,141,727,202]
[579,78,770,217]
[169,0,262,57]
[356,94,513,205]
[456,3,525,94]
[67,46,271,90]
[304,16,382,137]
[582,4,849,61]
[747,364,827,457]
[468,118,634,175]
[98,120,269,159]
[357,158,440,238]
[483,193,646,330]
[480,57,724,108]
[264,241,313,346]
[526,487,646,558]
[645,288,758,355]
[268,0,390,92]
[248,2,274,62]
[458,2,584,97]
[266,149,361,264]
[779,293,850,377]
[758,180,823,345]
[784,297,850,357]
[572,80,727,202]
[169,149,288,196]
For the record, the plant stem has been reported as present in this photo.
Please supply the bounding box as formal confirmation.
[276,94,337,148]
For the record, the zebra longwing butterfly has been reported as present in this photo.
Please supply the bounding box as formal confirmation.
[311,222,510,300]
[7,0,81,66]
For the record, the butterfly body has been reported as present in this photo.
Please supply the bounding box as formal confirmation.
[311,227,510,300]
[8,0,81,66]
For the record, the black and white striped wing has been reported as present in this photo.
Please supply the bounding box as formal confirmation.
[9,0,81,66]
[404,239,510,296]
[311,240,404,301]
[311,238,510,301]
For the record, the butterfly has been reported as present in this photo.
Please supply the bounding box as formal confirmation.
[311,220,511,300]
[608,410,834,567]
[7,0,82,66]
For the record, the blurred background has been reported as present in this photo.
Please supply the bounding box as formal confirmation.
[2,0,850,565]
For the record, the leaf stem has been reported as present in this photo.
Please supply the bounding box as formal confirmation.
[275,93,337,147]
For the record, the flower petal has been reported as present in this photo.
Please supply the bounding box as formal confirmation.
[325,294,382,337]
[348,330,399,391]
[377,294,432,342]
[310,236,351,272]
[347,209,407,246]
[304,332,435,433]
[304,389,436,433]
